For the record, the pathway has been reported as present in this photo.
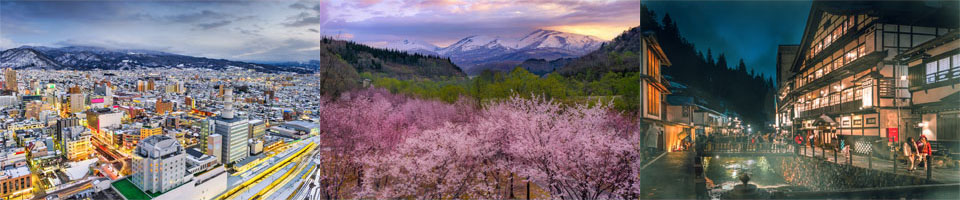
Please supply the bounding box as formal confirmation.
[640,152,697,199]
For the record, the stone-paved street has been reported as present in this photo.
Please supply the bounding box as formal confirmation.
[640,152,697,199]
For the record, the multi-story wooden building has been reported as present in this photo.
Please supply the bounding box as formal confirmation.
[776,45,799,136]
[640,32,671,151]
[781,1,957,153]
[901,30,960,153]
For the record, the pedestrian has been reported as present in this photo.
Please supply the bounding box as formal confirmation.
[905,137,918,171]
[917,136,932,171]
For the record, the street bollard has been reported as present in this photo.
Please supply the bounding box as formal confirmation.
[834,148,837,163]
[893,153,897,173]
[926,155,932,181]
[848,151,852,165]
[869,150,873,169]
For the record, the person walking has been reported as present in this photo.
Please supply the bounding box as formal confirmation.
[917,136,932,171]
[905,137,918,171]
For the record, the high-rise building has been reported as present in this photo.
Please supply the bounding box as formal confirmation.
[131,135,186,194]
[213,87,248,165]
[4,68,16,92]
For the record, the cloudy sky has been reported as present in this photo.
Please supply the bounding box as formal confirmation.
[0,0,322,62]
[320,0,642,47]
[643,0,811,79]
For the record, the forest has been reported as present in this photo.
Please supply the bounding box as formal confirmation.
[641,5,778,129]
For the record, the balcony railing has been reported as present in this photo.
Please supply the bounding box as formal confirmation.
[798,100,863,118]
[925,68,960,85]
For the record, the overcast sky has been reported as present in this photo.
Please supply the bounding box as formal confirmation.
[320,0,642,47]
[0,0,322,62]
[643,0,811,79]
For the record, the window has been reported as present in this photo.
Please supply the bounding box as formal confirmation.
[647,84,660,116]
[926,54,959,83]
[866,118,877,125]
[647,49,660,79]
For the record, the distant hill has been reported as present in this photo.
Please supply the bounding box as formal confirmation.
[469,57,575,76]
[555,25,642,80]
[320,37,466,80]
[0,46,312,73]
[384,29,605,75]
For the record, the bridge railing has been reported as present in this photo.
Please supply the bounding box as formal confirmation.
[701,137,793,153]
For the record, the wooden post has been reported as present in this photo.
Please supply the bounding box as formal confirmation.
[526,179,531,200]
[848,150,852,165]
[926,155,932,181]
[834,147,838,163]
[893,151,897,172]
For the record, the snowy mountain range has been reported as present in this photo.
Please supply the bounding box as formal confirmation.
[0,46,312,73]
[380,29,605,74]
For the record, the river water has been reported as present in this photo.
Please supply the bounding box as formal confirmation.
[703,156,808,199]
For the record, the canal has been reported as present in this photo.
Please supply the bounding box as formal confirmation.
[703,155,807,199]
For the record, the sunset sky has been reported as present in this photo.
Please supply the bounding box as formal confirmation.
[320,0,642,47]
[0,0,322,62]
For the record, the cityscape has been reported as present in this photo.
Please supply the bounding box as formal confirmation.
[0,0,956,200]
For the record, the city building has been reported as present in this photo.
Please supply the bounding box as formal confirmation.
[640,32,672,151]
[131,135,186,194]
[140,125,162,140]
[212,87,248,165]
[0,167,30,198]
[780,1,958,152]
[86,108,123,131]
[69,93,85,114]
[4,68,16,92]
[206,134,222,163]
[61,126,93,161]
[248,119,266,140]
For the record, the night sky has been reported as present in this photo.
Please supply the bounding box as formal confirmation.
[643,0,812,80]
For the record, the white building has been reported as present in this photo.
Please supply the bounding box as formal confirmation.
[131,135,187,193]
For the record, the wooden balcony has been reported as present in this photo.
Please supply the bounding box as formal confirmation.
[798,100,864,118]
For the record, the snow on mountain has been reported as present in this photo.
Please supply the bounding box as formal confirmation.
[0,46,311,73]
[384,39,439,52]
[436,35,515,55]
[0,48,62,69]
[377,29,606,74]
[516,29,604,52]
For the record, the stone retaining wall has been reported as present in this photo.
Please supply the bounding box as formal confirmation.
[771,156,933,191]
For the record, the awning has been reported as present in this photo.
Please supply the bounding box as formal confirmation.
[816,114,837,126]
